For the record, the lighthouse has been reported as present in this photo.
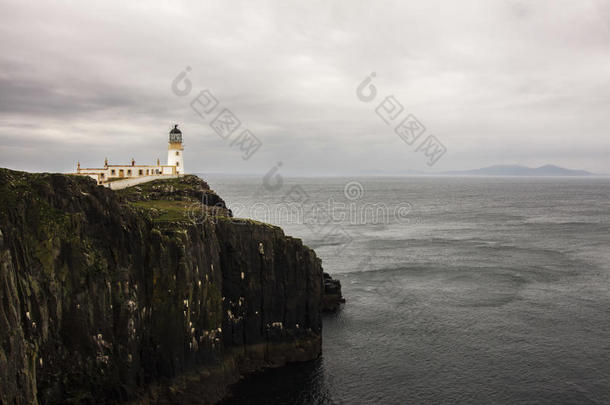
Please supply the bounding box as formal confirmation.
[167,124,185,174]
[71,124,185,187]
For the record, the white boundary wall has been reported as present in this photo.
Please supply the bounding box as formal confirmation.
[106,174,180,190]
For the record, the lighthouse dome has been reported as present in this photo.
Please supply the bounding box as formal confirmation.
[169,124,182,143]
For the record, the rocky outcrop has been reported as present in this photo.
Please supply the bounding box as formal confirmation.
[323,273,345,312]
[0,169,337,404]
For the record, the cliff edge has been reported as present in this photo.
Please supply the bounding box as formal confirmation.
[0,169,341,404]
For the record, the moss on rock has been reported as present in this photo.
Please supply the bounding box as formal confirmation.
[0,169,325,404]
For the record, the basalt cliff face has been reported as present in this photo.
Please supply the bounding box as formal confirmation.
[0,169,337,404]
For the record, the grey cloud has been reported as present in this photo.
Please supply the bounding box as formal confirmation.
[0,0,609,175]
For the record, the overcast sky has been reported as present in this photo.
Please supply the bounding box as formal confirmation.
[1,0,609,175]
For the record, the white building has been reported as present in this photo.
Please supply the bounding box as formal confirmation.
[72,125,185,186]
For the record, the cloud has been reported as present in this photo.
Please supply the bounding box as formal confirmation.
[0,0,609,174]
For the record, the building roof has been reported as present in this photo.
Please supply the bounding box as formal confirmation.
[169,124,183,143]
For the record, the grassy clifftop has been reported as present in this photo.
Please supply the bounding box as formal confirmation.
[116,175,231,224]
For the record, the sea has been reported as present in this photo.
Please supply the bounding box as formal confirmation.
[204,175,610,405]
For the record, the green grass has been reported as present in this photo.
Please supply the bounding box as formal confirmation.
[218,216,278,229]
[130,200,192,222]
[120,175,200,194]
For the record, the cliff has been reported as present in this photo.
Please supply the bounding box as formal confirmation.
[0,169,339,404]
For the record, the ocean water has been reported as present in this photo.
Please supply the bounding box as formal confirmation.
[206,176,610,405]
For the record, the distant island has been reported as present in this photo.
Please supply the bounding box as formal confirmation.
[441,164,594,177]
[356,164,597,177]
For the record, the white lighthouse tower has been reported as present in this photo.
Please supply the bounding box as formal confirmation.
[167,124,185,174]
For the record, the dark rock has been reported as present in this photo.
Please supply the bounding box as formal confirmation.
[0,168,334,404]
[322,272,345,312]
